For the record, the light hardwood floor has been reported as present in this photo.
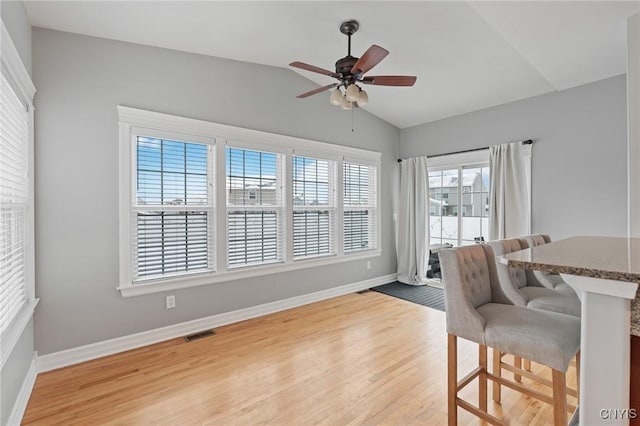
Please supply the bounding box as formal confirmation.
[23,291,576,425]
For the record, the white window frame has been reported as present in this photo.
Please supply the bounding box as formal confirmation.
[0,20,37,368]
[343,160,379,253]
[225,143,285,268]
[130,129,216,282]
[118,106,381,297]
[292,154,338,261]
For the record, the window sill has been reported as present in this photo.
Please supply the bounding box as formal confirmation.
[118,249,382,298]
[1,298,39,369]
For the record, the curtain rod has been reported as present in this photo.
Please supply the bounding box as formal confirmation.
[397,139,533,163]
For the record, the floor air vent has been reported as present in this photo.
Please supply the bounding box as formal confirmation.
[184,330,215,342]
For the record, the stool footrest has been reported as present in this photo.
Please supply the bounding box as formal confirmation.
[499,362,578,398]
[456,367,482,392]
[456,397,509,426]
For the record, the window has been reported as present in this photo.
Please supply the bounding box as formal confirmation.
[343,162,377,252]
[134,136,215,280]
[1,20,36,366]
[429,165,490,247]
[226,147,284,267]
[293,156,336,259]
[118,107,381,297]
[0,73,29,334]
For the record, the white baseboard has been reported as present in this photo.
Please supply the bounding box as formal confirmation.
[37,273,397,373]
[7,352,37,426]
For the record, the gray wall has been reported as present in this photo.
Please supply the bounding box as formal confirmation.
[1,2,33,425]
[1,0,31,73]
[32,28,400,355]
[401,75,628,240]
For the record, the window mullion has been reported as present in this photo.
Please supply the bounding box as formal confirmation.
[215,141,228,273]
[336,157,345,256]
[208,145,216,272]
[285,151,294,263]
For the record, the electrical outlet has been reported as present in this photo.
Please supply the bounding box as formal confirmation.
[366,261,371,270]
[166,295,176,309]
[393,213,398,221]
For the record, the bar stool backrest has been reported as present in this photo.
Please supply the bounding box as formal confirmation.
[491,239,528,289]
[440,244,511,345]
[519,234,566,289]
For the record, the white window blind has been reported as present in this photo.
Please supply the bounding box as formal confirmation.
[0,73,28,333]
[133,136,214,280]
[226,147,284,267]
[343,162,377,252]
[293,156,336,259]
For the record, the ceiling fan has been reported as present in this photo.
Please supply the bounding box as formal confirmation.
[290,19,417,110]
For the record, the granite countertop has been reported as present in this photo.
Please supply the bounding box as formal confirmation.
[501,236,640,336]
[501,236,640,282]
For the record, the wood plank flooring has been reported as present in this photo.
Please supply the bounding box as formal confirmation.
[23,291,576,425]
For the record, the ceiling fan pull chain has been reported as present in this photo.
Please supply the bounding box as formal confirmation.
[351,107,354,133]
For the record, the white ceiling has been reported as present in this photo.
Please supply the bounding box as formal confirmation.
[24,1,640,129]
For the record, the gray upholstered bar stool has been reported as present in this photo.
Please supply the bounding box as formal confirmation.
[440,244,580,426]
[487,238,580,395]
[520,234,574,293]
[487,238,580,317]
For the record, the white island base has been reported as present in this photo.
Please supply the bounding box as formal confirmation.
[561,274,638,426]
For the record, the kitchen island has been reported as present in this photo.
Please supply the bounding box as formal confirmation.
[501,236,640,425]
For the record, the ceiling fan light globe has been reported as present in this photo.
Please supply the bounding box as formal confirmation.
[329,89,343,106]
[345,84,360,102]
[357,90,369,106]
[342,100,353,110]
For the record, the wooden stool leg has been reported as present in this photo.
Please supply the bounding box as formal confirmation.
[552,369,568,426]
[575,352,580,400]
[448,334,458,426]
[514,356,522,382]
[523,359,531,371]
[493,348,501,403]
[479,345,488,412]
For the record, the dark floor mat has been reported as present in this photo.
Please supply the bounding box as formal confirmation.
[371,281,445,312]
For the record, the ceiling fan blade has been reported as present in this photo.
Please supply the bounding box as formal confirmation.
[351,45,389,75]
[361,75,417,86]
[296,83,339,99]
[290,61,340,79]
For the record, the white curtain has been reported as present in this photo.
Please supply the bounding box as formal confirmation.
[397,157,430,285]
[489,142,529,240]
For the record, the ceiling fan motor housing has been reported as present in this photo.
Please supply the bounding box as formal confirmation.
[335,56,359,80]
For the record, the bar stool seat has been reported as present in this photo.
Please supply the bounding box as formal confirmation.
[477,303,580,372]
[519,287,581,317]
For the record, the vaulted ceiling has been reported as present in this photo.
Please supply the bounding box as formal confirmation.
[24,1,640,128]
